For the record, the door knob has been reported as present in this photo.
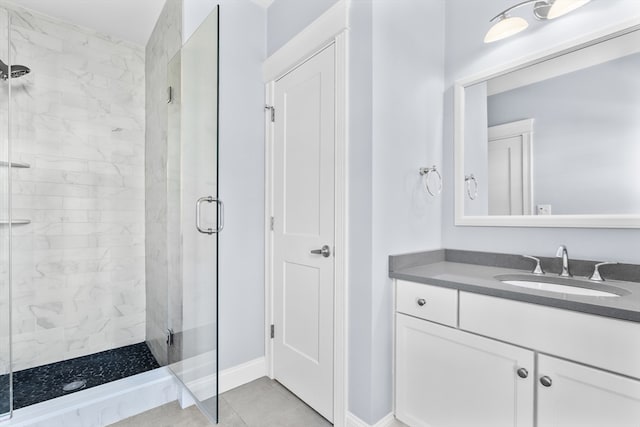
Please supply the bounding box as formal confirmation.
[310,245,331,258]
[540,376,552,387]
[517,368,528,379]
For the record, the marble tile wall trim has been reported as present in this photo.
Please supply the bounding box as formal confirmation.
[389,249,640,284]
[144,0,182,366]
[2,3,145,371]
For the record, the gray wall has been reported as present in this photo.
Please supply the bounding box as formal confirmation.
[443,0,640,264]
[159,0,266,371]
[464,82,489,215]
[367,0,444,422]
[487,54,640,215]
[268,1,445,423]
[215,0,266,371]
[266,0,339,55]
[347,0,374,420]
[145,0,182,366]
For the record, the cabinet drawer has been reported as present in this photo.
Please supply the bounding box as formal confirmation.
[396,280,458,327]
[460,292,640,379]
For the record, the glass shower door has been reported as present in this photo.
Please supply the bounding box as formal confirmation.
[167,6,220,423]
[0,7,11,419]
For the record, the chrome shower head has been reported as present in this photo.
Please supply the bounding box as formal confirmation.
[0,59,31,81]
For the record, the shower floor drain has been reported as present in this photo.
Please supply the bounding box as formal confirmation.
[62,380,87,392]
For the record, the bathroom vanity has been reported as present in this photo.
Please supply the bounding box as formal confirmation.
[390,251,640,427]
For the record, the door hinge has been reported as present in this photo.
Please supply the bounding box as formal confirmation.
[270,324,275,339]
[265,105,275,122]
[167,86,173,104]
[167,328,175,346]
[270,216,274,231]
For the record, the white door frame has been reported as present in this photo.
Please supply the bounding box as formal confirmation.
[263,1,349,426]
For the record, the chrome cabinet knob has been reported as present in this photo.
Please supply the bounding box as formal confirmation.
[517,368,528,379]
[310,245,331,258]
[540,376,552,387]
[417,298,426,307]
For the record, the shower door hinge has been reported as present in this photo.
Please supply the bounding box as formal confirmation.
[270,216,274,231]
[265,105,275,122]
[167,86,173,104]
[270,324,275,339]
[167,328,175,346]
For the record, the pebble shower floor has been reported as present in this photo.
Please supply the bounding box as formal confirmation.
[0,342,160,413]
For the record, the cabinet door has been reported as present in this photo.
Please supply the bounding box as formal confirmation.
[395,314,534,427]
[537,355,640,427]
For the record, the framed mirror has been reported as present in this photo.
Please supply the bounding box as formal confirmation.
[454,23,640,228]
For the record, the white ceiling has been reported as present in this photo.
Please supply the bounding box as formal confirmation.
[6,0,166,46]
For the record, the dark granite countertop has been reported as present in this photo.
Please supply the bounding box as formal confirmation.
[389,251,640,323]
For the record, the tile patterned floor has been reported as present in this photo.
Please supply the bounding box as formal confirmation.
[109,401,213,427]
[111,377,408,427]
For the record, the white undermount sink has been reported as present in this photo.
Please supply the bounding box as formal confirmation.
[495,274,626,298]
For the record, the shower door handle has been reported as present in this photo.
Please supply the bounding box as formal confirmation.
[196,196,224,234]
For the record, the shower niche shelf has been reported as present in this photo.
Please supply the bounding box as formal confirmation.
[0,219,31,225]
[0,160,31,169]
[0,160,30,168]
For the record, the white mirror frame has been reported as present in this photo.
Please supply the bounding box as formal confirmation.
[454,19,640,229]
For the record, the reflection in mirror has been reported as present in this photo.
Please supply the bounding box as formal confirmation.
[460,27,640,223]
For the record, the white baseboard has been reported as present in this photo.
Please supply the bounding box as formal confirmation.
[346,412,396,427]
[179,356,267,408]
[219,357,267,393]
[178,386,197,409]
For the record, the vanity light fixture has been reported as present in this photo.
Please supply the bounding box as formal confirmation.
[547,0,591,19]
[484,0,591,43]
[484,14,529,44]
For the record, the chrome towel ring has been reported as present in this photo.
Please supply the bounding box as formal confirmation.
[465,174,478,200]
[419,165,442,196]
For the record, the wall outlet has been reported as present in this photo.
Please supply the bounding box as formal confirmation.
[537,204,552,215]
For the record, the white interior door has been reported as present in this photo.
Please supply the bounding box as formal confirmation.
[272,44,335,422]
[488,136,524,215]
[488,140,533,216]
[488,120,533,216]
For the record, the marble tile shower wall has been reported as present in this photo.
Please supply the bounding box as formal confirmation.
[0,6,8,380]
[145,0,182,367]
[4,6,146,371]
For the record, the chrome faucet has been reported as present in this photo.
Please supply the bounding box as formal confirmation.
[556,245,572,277]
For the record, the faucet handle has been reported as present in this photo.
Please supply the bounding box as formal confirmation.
[523,255,545,275]
[589,262,618,282]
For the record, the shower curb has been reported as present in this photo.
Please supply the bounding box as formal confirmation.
[4,367,179,427]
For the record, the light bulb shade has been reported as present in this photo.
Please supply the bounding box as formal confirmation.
[484,16,529,43]
[548,0,591,19]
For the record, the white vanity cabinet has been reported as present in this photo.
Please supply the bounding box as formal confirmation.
[394,279,640,427]
[396,313,534,427]
[537,355,640,427]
